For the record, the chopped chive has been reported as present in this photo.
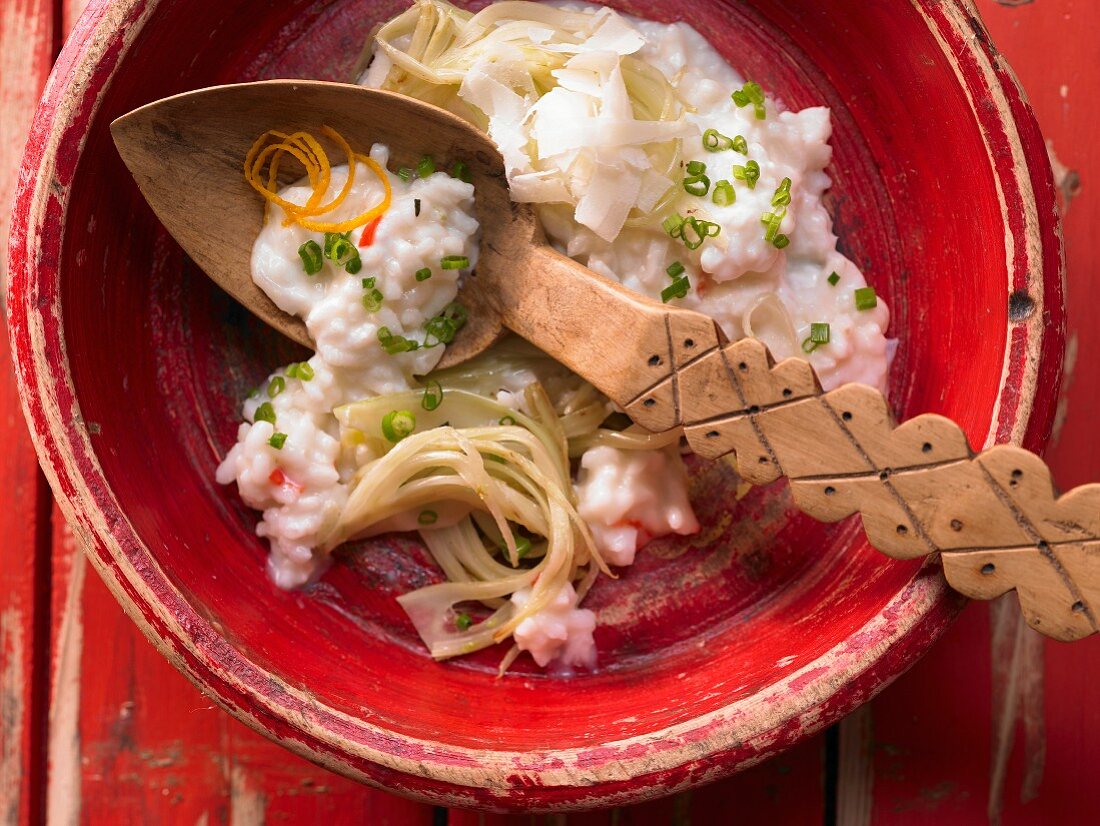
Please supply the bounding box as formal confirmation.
[254,402,276,425]
[712,179,735,206]
[679,217,720,250]
[414,198,421,217]
[267,376,285,398]
[421,379,443,411]
[440,255,470,269]
[443,302,467,324]
[661,277,690,303]
[377,326,419,354]
[666,261,685,278]
[417,155,436,178]
[499,415,516,426]
[455,612,472,631]
[397,167,414,182]
[732,159,761,189]
[381,409,416,442]
[773,234,791,249]
[247,387,259,399]
[415,267,432,282]
[732,80,767,119]
[810,322,831,344]
[762,208,787,243]
[361,275,383,312]
[683,175,710,197]
[731,135,748,154]
[828,271,841,287]
[855,287,878,311]
[324,231,361,274]
[332,242,356,265]
[662,213,685,238]
[267,432,287,449]
[297,240,323,275]
[702,129,734,152]
[418,509,439,525]
[451,160,472,183]
[771,177,793,207]
[362,288,383,312]
[686,160,707,176]
[801,337,819,354]
[323,232,341,258]
[423,302,467,347]
[423,317,457,347]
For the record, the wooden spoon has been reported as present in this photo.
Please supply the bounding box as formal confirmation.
[112,80,1100,642]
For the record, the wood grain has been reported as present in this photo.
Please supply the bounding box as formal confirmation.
[0,1,56,823]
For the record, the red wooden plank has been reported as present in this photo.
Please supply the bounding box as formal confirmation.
[43,511,439,823]
[854,0,1100,823]
[0,1,58,824]
[0,334,51,826]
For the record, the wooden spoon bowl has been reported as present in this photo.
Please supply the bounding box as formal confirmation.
[6,0,1064,811]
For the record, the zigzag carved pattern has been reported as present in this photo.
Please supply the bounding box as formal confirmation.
[622,331,1100,642]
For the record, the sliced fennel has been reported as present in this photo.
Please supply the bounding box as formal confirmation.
[323,369,681,666]
[325,384,608,663]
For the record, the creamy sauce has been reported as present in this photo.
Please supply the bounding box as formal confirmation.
[220,2,894,671]
[217,148,480,587]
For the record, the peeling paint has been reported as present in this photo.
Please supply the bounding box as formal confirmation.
[0,608,26,825]
[46,549,86,826]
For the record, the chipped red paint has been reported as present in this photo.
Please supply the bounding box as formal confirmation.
[7,0,1063,814]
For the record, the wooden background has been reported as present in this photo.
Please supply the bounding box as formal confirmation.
[1,0,1096,822]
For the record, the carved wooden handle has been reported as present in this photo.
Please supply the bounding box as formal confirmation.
[621,323,1100,643]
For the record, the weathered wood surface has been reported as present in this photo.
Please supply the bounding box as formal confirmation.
[1,0,1097,822]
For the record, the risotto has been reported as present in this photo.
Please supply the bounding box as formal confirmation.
[217,0,891,672]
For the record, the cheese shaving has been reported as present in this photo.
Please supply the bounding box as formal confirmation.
[368,0,696,241]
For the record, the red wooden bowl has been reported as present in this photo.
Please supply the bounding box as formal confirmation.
[8,0,1063,812]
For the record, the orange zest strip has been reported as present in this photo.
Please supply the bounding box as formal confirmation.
[293,153,392,234]
[305,126,357,215]
[276,132,330,217]
[242,126,391,234]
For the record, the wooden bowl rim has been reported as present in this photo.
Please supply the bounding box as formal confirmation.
[6,0,1065,811]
